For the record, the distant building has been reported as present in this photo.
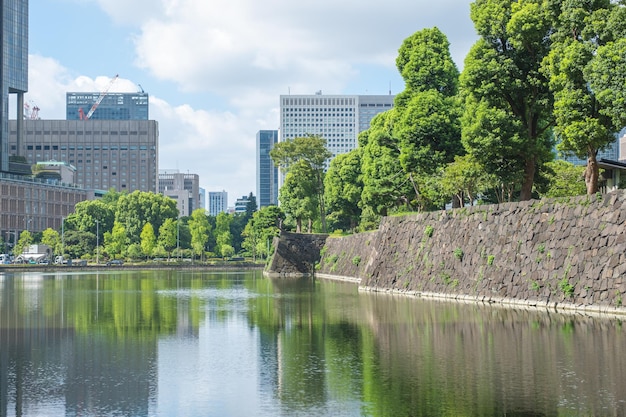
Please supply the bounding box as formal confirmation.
[199,188,206,211]
[279,93,394,164]
[234,194,253,214]
[1,0,28,173]
[9,119,159,193]
[256,130,279,208]
[66,92,149,120]
[158,170,200,217]
[0,175,91,241]
[208,191,228,216]
[33,161,76,184]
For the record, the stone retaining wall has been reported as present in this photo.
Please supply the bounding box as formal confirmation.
[314,191,626,315]
[265,231,329,277]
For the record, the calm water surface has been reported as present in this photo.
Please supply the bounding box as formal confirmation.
[1,269,625,416]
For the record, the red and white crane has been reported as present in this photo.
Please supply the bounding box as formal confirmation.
[80,74,119,120]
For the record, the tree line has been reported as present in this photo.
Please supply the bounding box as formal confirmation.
[271,0,626,234]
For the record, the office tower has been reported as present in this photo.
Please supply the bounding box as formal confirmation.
[9,119,159,192]
[66,91,149,120]
[256,130,278,208]
[158,170,200,217]
[234,194,252,214]
[1,0,28,173]
[279,93,394,162]
[208,191,228,216]
[199,188,206,211]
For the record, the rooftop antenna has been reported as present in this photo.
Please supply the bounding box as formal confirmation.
[389,81,392,95]
[138,84,145,93]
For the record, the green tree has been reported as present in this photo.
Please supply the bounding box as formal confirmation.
[158,218,177,260]
[279,160,318,233]
[189,208,210,261]
[461,0,554,201]
[242,205,285,260]
[62,230,94,259]
[115,191,178,244]
[360,111,410,216]
[64,199,114,239]
[440,154,496,207]
[324,149,363,232]
[140,222,157,260]
[104,221,127,259]
[14,230,33,255]
[271,134,331,232]
[537,160,586,198]
[215,212,233,257]
[546,1,626,194]
[41,228,62,256]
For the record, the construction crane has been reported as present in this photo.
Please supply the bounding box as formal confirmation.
[23,101,40,119]
[82,74,119,120]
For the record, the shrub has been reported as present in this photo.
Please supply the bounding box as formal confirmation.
[352,256,361,266]
[454,248,464,261]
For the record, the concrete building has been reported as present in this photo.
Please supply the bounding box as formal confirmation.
[66,91,149,121]
[199,187,206,211]
[256,130,278,208]
[279,93,394,162]
[0,174,91,245]
[158,170,200,217]
[9,119,159,192]
[234,194,253,214]
[208,191,228,216]
[1,0,29,173]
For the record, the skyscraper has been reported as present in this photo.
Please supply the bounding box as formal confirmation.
[1,0,29,173]
[208,191,228,216]
[279,93,394,162]
[256,130,278,208]
[158,169,200,217]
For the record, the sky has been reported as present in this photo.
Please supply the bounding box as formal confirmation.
[21,0,477,207]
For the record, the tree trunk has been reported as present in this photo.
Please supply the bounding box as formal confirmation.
[296,217,302,233]
[585,153,599,195]
[520,157,536,201]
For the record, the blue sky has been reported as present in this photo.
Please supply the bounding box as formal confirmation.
[23,0,477,207]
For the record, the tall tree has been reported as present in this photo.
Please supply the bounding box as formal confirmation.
[271,134,331,232]
[158,218,177,260]
[41,228,62,256]
[215,212,233,257]
[140,223,156,260]
[189,208,210,261]
[278,160,318,233]
[546,1,626,194]
[461,0,554,201]
[324,149,363,232]
[242,205,285,261]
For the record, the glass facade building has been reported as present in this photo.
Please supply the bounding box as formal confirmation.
[66,92,149,120]
[1,0,29,172]
[256,130,278,208]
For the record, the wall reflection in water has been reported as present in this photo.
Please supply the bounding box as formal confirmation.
[0,270,624,416]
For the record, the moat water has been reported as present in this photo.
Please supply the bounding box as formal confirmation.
[1,269,625,416]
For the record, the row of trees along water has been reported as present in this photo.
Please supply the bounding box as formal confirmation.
[5,189,286,262]
[6,2,626,259]
[272,1,626,234]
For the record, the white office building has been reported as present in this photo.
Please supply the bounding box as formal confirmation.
[279,93,394,163]
[208,191,228,216]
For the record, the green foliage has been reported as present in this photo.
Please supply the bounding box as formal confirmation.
[324,149,363,232]
[14,230,33,255]
[461,0,554,201]
[454,248,464,261]
[140,223,156,259]
[189,208,211,261]
[352,256,361,266]
[530,281,541,291]
[487,255,495,266]
[559,277,574,298]
[41,228,62,256]
[424,225,434,238]
[278,160,319,233]
[271,134,331,232]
